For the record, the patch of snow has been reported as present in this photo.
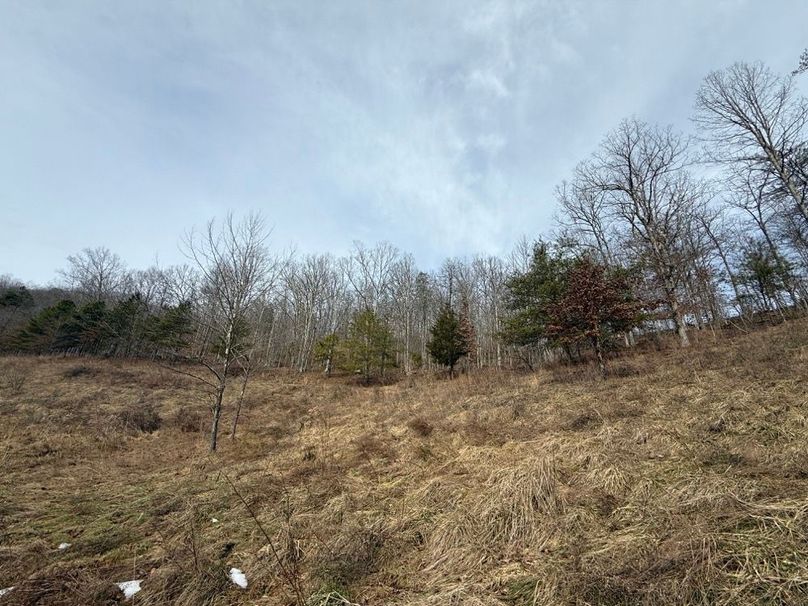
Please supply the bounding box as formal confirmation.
[229,567,247,589]
[58,542,71,550]
[116,580,142,599]
[211,518,219,523]
[0,587,14,597]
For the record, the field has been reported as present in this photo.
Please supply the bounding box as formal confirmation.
[2,321,808,605]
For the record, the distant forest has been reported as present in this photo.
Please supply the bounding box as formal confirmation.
[2,59,808,379]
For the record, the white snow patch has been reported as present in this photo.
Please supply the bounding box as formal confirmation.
[211,518,219,523]
[0,587,14,597]
[116,580,142,599]
[229,567,248,589]
[58,542,71,550]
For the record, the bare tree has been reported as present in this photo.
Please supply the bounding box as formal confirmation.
[696,206,748,318]
[472,255,507,368]
[390,254,419,374]
[182,213,279,451]
[695,62,808,226]
[556,180,616,265]
[794,49,808,76]
[283,254,345,372]
[575,118,703,346]
[60,246,128,301]
[342,242,399,314]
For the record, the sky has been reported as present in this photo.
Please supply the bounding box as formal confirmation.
[1,0,806,285]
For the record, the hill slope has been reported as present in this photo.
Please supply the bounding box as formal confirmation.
[1,322,808,605]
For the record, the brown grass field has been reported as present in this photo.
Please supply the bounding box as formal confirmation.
[1,321,808,605]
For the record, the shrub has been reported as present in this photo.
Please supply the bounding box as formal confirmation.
[172,406,205,433]
[0,368,26,394]
[118,401,162,433]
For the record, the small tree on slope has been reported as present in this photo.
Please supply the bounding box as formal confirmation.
[547,258,642,378]
[427,305,469,378]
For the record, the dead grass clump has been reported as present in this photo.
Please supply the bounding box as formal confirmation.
[312,520,386,593]
[305,590,361,605]
[1,564,122,606]
[406,584,504,606]
[172,405,206,433]
[354,433,395,460]
[0,367,27,394]
[118,401,162,433]
[425,456,562,574]
[608,362,642,378]
[407,416,434,437]
[476,455,561,546]
[456,412,506,447]
[549,362,602,384]
[144,508,243,605]
[713,499,808,603]
[147,555,233,605]
[565,409,602,431]
[61,364,97,379]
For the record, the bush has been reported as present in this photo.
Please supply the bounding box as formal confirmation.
[172,406,205,433]
[0,368,26,394]
[118,401,162,433]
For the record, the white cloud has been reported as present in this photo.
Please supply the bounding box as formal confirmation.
[467,69,510,98]
[1,0,806,282]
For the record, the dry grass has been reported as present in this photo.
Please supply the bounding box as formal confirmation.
[1,321,808,604]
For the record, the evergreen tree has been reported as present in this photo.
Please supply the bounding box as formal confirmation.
[13,300,77,353]
[341,309,395,384]
[739,240,795,313]
[0,286,35,343]
[108,294,149,356]
[145,302,194,354]
[427,305,469,378]
[54,300,111,353]
[0,286,34,310]
[502,241,570,347]
[313,333,339,376]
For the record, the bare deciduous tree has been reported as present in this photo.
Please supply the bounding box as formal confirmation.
[575,118,703,346]
[182,213,279,451]
[60,246,128,301]
[695,62,808,226]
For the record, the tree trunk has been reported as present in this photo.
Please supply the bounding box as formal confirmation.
[594,336,607,378]
[670,296,690,347]
[210,382,225,451]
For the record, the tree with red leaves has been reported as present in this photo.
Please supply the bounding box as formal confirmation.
[547,258,642,378]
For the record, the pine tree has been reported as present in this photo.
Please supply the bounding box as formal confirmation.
[13,300,77,353]
[313,333,339,376]
[427,305,469,378]
[341,309,395,384]
[501,241,570,348]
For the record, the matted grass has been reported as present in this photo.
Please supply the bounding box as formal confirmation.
[1,321,808,604]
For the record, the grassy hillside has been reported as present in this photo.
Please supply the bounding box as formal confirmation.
[1,322,808,605]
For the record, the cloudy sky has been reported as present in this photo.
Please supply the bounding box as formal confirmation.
[1,0,806,284]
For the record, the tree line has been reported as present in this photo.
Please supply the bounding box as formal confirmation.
[1,58,806,449]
